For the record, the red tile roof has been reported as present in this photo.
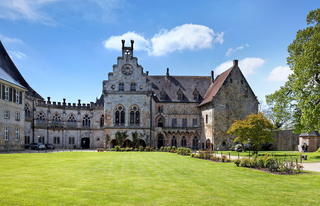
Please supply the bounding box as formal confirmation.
[199,66,233,107]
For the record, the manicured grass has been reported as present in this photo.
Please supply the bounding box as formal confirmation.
[220,151,320,163]
[0,152,319,205]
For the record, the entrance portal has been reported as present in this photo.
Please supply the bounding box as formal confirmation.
[81,137,90,149]
[157,135,164,148]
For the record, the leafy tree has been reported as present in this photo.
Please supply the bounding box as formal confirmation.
[228,112,275,152]
[266,8,320,133]
[115,131,128,147]
[131,131,138,148]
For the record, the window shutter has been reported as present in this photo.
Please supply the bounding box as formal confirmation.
[13,89,16,103]
[9,87,12,101]
[19,91,22,104]
[2,85,4,100]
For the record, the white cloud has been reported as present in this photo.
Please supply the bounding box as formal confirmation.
[103,32,150,51]
[8,51,27,59]
[0,33,23,44]
[215,57,265,77]
[103,24,224,56]
[225,43,249,56]
[267,66,293,81]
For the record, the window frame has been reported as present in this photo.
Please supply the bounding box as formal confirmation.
[4,126,9,141]
[15,127,19,141]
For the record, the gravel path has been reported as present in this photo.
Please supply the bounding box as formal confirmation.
[301,162,320,172]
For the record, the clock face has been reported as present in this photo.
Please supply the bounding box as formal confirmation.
[122,64,133,75]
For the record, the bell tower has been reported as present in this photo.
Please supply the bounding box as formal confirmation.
[121,39,134,60]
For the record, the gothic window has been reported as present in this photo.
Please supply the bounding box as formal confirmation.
[192,119,198,127]
[119,82,124,91]
[100,115,104,127]
[182,118,187,127]
[82,114,91,127]
[181,136,186,147]
[52,113,62,124]
[115,105,125,126]
[157,105,163,113]
[160,89,167,100]
[69,137,75,144]
[67,114,77,126]
[129,106,140,126]
[177,88,184,100]
[172,136,177,147]
[172,118,177,127]
[157,117,164,127]
[130,82,136,91]
[36,112,46,125]
[25,104,31,118]
[193,136,198,148]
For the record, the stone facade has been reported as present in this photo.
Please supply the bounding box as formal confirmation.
[0,40,259,150]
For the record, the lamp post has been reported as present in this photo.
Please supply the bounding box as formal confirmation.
[248,138,251,159]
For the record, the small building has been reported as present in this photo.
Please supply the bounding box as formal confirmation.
[299,131,320,152]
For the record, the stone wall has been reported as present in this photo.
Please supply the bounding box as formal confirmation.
[271,130,299,151]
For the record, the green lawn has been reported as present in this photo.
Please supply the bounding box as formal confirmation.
[218,151,320,163]
[0,152,319,206]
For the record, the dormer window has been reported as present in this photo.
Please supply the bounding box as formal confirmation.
[193,89,200,100]
[131,82,136,91]
[119,82,124,91]
[177,88,184,100]
[160,89,167,100]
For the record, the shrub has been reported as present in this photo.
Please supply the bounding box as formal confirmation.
[251,159,259,168]
[210,156,221,162]
[257,158,265,168]
[126,147,131,152]
[145,146,150,152]
[120,148,125,152]
[134,148,138,152]
[186,148,192,155]
[264,157,276,168]
[190,153,195,157]
[226,159,232,162]
[240,158,251,167]
[317,147,320,152]
[167,146,171,152]
[234,159,241,166]
[221,155,227,162]
[172,146,176,151]
[139,146,144,152]
[160,147,164,152]
[115,145,120,151]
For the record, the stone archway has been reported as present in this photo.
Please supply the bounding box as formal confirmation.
[137,139,146,148]
[110,139,117,148]
[81,137,90,149]
[157,134,164,148]
[123,139,132,148]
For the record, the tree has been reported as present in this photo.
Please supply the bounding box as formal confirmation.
[227,112,275,153]
[131,131,138,148]
[266,8,320,134]
[105,134,110,149]
[115,131,128,147]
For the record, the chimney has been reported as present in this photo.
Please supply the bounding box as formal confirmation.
[47,97,51,104]
[211,70,214,84]
[166,68,169,77]
[131,40,134,49]
[146,71,149,76]
[78,99,81,107]
[121,39,125,49]
[233,59,238,66]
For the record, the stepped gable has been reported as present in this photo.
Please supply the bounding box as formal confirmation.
[0,41,43,100]
[199,67,233,107]
[147,75,211,103]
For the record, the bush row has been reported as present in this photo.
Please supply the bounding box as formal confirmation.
[234,153,304,174]
[190,151,232,162]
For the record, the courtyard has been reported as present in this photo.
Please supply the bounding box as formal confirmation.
[0,152,319,205]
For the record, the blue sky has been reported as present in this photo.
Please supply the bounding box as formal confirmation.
[0,0,318,105]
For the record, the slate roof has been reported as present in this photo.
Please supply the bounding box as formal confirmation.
[0,67,25,89]
[199,67,233,107]
[0,41,43,99]
[147,75,212,103]
[299,131,320,137]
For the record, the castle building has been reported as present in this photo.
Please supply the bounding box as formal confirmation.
[0,40,258,151]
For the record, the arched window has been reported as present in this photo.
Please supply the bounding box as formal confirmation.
[130,82,136,91]
[172,136,177,147]
[100,115,104,127]
[193,136,198,149]
[25,104,31,118]
[129,106,140,126]
[36,112,46,125]
[67,114,77,127]
[115,105,125,126]
[181,136,186,147]
[52,113,61,125]
[82,114,91,127]
[157,117,164,127]
[119,82,124,91]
